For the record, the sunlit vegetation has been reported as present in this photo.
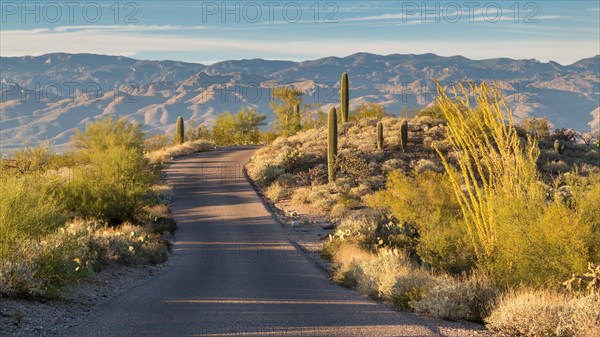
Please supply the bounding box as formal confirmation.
[247,76,600,335]
[0,117,212,298]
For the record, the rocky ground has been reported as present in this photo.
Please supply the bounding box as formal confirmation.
[0,264,163,337]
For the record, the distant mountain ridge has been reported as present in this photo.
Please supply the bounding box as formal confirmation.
[1,52,599,151]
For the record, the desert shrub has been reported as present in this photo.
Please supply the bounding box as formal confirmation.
[144,133,171,152]
[434,82,596,286]
[330,203,350,219]
[416,105,445,119]
[0,173,66,258]
[307,164,328,186]
[553,128,578,142]
[2,144,55,174]
[414,274,498,322]
[390,270,437,310]
[310,185,338,211]
[211,108,266,145]
[520,117,551,139]
[0,243,44,297]
[291,187,312,205]
[278,146,305,173]
[0,220,168,297]
[550,160,571,173]
[331,242,373,287]
[148,184,174,206]
[412,158,444,173]
[248,161,284,186]
[349,183,372,200]
[486,289,599,337]
[265,182,286,202]
[350,102,388,121]
[72,116,144,154]
[354,250,414,300]
[336,152,372,181]
[61,145,153,225]
[276,173,296,187]
[380,159,403,174]
[368,170,474,273]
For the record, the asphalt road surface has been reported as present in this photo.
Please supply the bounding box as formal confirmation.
[66,146,484,337]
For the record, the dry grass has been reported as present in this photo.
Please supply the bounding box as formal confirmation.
[486,289,599,337]
[145,139,214,165]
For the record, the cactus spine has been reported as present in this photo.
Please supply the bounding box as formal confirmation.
[176,116,184,145]
[340,72,349,123]
[328,107,338,182]
[377,121,383,150]
[399,119,408,151]
[554,139,565,154]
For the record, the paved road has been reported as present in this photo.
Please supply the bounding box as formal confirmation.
[66,147,483,337]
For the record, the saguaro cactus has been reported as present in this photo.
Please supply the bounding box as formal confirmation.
[176,116,184,145]
[294,104,302,133]
[399,119,408,151]
[377,121,383,150]
[328,107,338,182]
[340,72,349,123]
[554,139,565,154]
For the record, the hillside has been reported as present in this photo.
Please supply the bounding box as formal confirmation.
[1,52,599,151]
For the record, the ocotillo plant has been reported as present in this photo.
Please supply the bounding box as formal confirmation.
[176,116,185,145]
[340,72,349,123]
[554,139,565,154]
[377,121,383,150]
[399,119,408,151]
[328,107,338,182]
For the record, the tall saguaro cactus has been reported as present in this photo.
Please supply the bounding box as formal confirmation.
[399,119,408,151]
[377,121,384,150]
[176,116,185,145]
[294,104,302,133]
[340,72,349,123]
[554,139,565,154]
[328,107,338,182]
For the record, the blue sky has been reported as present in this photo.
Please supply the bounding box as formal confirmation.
[1,1,599,64]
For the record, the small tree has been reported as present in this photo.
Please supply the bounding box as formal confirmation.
[270,86,304,137]
[197,124,210,139]
[520,117,551,139]
[553,128,578,142]
[351,102,387,121]
[211,108,266,146]
[579,131,598,145]
[186,119,198,141]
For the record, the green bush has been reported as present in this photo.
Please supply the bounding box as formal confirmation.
[0,173,66,258]
[59,117,154,225]
[61,145,153,225]
[368,170,475,273]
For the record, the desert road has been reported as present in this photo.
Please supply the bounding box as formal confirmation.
[65,146,483,337]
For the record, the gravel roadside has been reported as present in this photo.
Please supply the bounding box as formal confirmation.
[0,263,164,337]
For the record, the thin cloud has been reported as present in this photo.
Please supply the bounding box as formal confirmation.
[53,25,206,32]
[1,28,596,65]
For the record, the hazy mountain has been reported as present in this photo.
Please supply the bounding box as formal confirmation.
[1,52,599,152]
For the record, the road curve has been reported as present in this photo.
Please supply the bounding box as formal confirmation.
[66,147,484,337]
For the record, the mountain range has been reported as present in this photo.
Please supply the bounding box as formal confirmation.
[1,52,599,152]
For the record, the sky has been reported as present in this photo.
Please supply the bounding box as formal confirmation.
[0,0,599,65]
